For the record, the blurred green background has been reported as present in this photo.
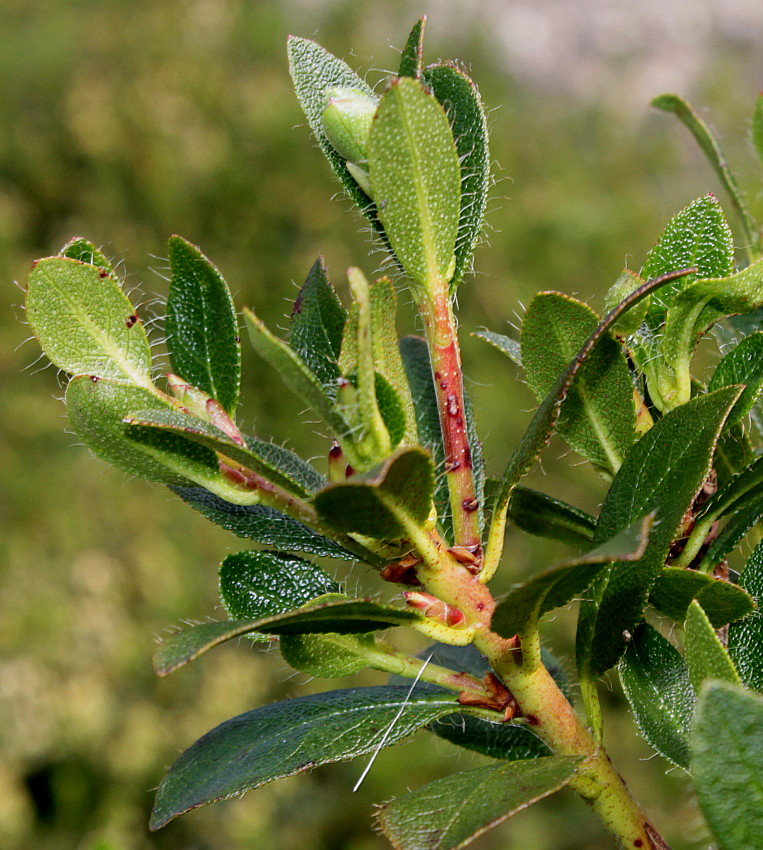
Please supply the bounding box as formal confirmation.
[2,1,762,848]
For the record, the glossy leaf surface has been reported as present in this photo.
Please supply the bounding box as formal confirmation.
[649,567,754,627]
[166,236,240,414]
[692,681,763,850]
[577,387,739,677]
[684,600,740,692]
[521,292,634,473]
[150,687,474,829]
[507,486,595,547]
[27,257,152,384]
[473,329,522,366]
[377,757,581,850]
[707,331,763,426]
[728,542,763,691]
[620,623,695,770]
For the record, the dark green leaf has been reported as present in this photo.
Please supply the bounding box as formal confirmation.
[219,550,339,622]
[374,372,406,448]
[314,447,434,538]
[521,292,634,474]
[652,96,759,253]
[641,195,734,328]
[244,435,325,494]
[700,495,763,570]
[423,62,490,290]
[173,487,355,560]
[691,681,763,850]
[708,331,763,426]
[150,686,472,829]
[729,542,763,691]
[287,257,345,396]
[58,237,115,274]
[507,486,595,547]
[619,623,695,770]
[368,77,460,289]
[66,377,218,487]
[650,567,754,627]
[287,36,380,224]
[473,329,522,366]
[26,257,152,383]
[154,598,421,675]
[400,335,451,534]
[577,387,740,678]
[493,516,652,639]
[684,600,740,692]
[376,757,582,850]
[166,236,240,414]
[123,408,310,498]
[398,18,425,79]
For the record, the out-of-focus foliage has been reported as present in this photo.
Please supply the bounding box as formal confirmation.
[2,1,762,848]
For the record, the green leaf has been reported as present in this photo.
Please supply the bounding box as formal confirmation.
[619,623,695,770]
[423,62,490,290]
[753,94,763,170]
[280,632,378,678]
[65,377,218,487]
[729,542,763,691]
[173,487,356,560]
[26,257,152,385]
[220,549,339,621]
[652,95,759,253]
[154,598,421,675]
[650,567,754,627]
[244,305,350,439]
[150,686,473,829]
[368,77,460,290]
[473,329,522,366]
[521,292,634,474]
[244,435,326,494]
[707,331,763,426]
[700,495,763,570]
[657,258,763,408]
[577,386,740,678]
[400,335,451,532]
[684,600,741,692]
[641,195,734,325]
[507,486,595,547]
[691,681,763,850]
[123,408,310,498]
[314,447,434,539]
[58,237,115,275]
[376,756,582,850]
[287,257,345,397]
[166,236,241,415]
[398,17,425,79]
[492,515,653,639]
[287,36,380,222]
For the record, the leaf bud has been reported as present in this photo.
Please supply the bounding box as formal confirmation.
[403,591,465,627]
[322,87,377,197]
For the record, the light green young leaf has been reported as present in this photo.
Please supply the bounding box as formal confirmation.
[376,757,582,850]
[423,61,490,291]
[58,237,115,275]
[66,377,217,487]
[26,257,152,386]
[150,686,477,829]
[287,36,380,220]
[577,386,740,679]
[684,600,741,692]
[153,597,422,675]
[707,331,763,426]
[620,623,695,770]
[728,542,763,691]
[368,76,460,291]
[691,681,763,850]
[166,236,241,415]
[521,292,634,474]
[507,486,595,547]
[280,632,378,678]
[314,447,434,539]
[652,95,759,255]
[649,567,754,627]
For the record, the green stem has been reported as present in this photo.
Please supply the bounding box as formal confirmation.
[477,633,670,849]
